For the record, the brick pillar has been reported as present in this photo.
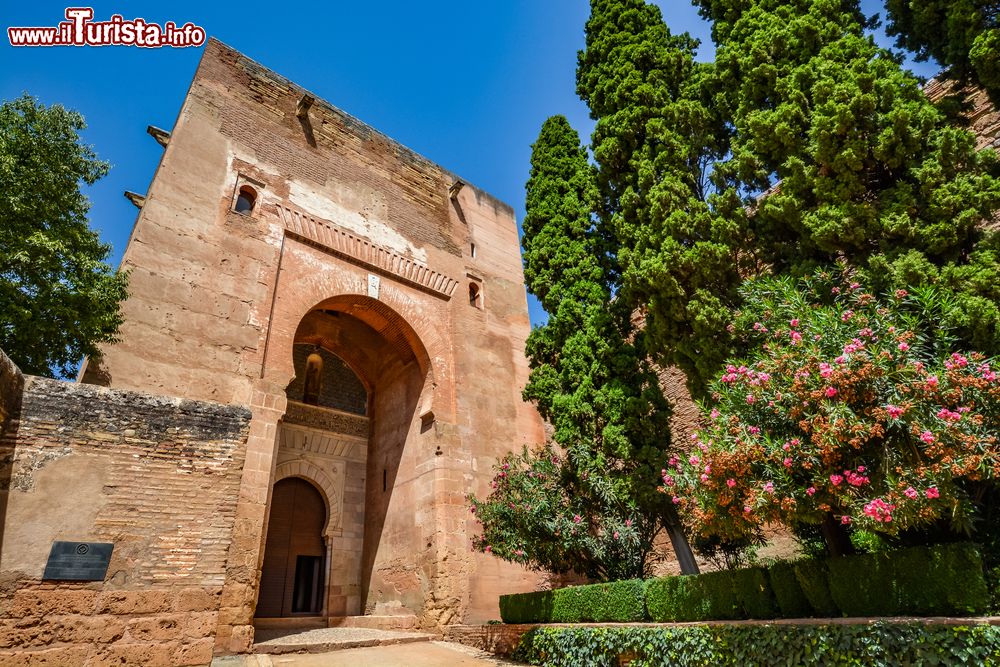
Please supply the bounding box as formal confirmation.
[214,381,286,655]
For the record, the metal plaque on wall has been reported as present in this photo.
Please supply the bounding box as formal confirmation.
[42,541,114,581]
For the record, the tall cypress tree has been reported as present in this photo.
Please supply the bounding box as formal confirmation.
[472,116,699,578]
[577,0,744,396]
[692,0,1000,378]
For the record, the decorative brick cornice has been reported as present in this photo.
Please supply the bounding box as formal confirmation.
[276,204,459,299]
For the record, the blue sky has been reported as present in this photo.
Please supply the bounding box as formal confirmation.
[1,2,938,328]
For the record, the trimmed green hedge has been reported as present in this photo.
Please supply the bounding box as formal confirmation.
[500,543,991,624]
[513,624,1000,666]
[826,542,990,617]
[500,579,646,623]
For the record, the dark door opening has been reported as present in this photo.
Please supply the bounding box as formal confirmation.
[257,477,327,617]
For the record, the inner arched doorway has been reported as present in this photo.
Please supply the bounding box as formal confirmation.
[257,478,327,617]
[257,294,432,622]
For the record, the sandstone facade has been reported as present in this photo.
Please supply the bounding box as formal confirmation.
[0,37,546,661]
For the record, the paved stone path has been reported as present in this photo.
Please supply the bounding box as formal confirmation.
[253,626,437,654]
[251,640,523,666]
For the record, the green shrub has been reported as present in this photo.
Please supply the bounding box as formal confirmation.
[827,542,990,617]
[503,543,990,624]
[730,566,779,619]
[499,579,646,624]
[499,589,555,624]
[766,560,813,618]
[553,579,646,622]
[793,558,840,617]
[513,623,1000,666]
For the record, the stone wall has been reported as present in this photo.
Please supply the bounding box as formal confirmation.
[0,376,251,666]
[0,349,22,440]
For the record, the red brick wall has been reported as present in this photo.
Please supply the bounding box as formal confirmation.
[0,375,251,666]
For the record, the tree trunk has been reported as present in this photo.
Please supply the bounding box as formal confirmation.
[820,513,856,557]
[664,507,700,574]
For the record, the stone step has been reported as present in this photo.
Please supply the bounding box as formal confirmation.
[253,627,436,655]
[328,614,420,630]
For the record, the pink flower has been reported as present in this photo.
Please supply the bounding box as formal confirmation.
[937,408,962,422]
[904,487,918,500]
[895,289,908,299]
[830,474,843,486]
[790,318,800,328]
[806,487,816,496]
[573,514,582,524]
[920,431,935,444]
[926,375,939,389]
[613,532,620,540]
[841,515,852,525]
[749,426,761,435]
[834,355,848,365]
[790,331,802,345]
[743,505,752,513]
[863,498,896,523]
[898,342,910,352]
[746,394,756,404]
[689,455,700,466]
[668,456,679,466]
[662,475,675,487]
[710,408,720,419]
[484,545,491,553]
[783,458,792,467]
[700,474,709,483]
[783,443,791,451]
[926,487,940,499]
[625,518,632,527]
[515,549,524,556]
[672,496,681,504]
[841,310,854,322]
[727,479,736,488]
[887,405,904,419]
[763,482,775,494]
[824,386,838,398]
[819,362,833,378]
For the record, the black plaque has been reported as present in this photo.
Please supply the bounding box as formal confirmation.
[42,541,114,581]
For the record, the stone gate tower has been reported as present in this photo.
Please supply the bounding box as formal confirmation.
[82,39,545,653]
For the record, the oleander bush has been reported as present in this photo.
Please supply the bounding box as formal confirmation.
[500,543,990,624]
[512,624,1000,666]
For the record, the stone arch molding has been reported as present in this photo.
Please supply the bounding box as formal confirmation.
[273,460,343,537]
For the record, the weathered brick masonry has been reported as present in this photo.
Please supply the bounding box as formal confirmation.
[0,350,251,666]
[67,37,546,656]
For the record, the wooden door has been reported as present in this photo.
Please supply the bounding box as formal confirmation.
[257,477,327,617]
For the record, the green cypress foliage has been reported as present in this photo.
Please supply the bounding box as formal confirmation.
[471,116,696,579]
[884,0,1000,105]
[577,0,742,396]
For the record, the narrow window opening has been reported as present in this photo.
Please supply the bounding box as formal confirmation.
[235,185,257,215]
[470,242,477,258]
[469,282,482,309]
[383,468,387,493]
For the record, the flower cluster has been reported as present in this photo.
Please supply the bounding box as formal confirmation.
[665,271,1000,539]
